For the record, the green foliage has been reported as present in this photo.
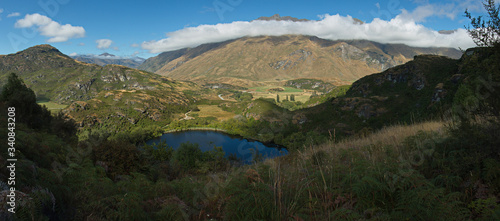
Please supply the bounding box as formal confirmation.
[465,0,500,47]
[468,197,499,218]
[142,141,174,162]
[91,139,141,179]
[172,142,204,170]
[0,73,52,129]
[232,90,253,102]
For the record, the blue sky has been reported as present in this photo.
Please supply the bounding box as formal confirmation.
[0,0,490,58]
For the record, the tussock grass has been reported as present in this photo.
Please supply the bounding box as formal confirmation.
[244,121,470,220]
[291,121,447,170]
[324,121,444,152]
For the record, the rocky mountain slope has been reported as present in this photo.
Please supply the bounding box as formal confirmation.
[0,45,191,104]
[0,45,199,131]
[71,53,145,68]
[139,35,462,87]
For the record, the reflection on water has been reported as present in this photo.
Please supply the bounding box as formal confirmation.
[146,131,288,164]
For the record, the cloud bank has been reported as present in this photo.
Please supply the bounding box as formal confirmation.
[142,12,475,54]
[15,13,85,42]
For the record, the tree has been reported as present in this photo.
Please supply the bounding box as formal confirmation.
[276,94,280,103]
[465,0,500,47]
[173,142,203,170]
[290,94,295,101]
[0,73,51,128]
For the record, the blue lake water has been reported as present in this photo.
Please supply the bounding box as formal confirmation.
[146,130,288,164]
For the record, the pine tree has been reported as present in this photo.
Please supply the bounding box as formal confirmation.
[276,94,280,103]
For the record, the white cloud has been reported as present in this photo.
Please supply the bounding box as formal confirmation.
[130,43,140,47]
[142,12,475,53]
[78,42,85,46]
[15,13,85,42]
[96,39,113,49]
[0,8,3,20]
[69,52,77,56]
[7,12,20,18]
[375,3,381,10]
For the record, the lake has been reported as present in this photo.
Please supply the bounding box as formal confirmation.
[146,130,288,164]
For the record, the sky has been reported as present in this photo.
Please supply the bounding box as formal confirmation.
[0,0,493,59]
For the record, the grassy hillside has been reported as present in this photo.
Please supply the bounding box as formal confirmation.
[0,45,205,135]
[0,45,195,104]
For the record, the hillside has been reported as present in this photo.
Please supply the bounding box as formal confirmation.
[139,35,462,87]
[0,45,190,103]
[71,53,145,68]
[236,54,461,148]
[0,45,200,132]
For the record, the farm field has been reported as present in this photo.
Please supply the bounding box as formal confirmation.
[37,101,68,113]
[195,105,236,120]
[246,86,313,103]
[249,86,303,93]
[252,92,313,103]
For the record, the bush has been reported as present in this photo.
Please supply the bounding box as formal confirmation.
[173,142,203,170]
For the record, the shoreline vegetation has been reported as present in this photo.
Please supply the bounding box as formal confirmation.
[161,126,287,149]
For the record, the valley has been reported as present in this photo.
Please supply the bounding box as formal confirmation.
[0,42,472,148]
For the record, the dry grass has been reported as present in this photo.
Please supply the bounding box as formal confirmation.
[334,121,444,149]
[196,105,236,120]
[296,121,446,161]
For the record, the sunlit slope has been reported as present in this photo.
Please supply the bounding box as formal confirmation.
[139,35,462,87]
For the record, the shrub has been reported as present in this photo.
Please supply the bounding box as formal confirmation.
[173,142,203,171]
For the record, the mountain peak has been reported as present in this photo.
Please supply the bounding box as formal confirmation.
[13,44,71,61]
[99,53,116,57]
[255,14,309,22]
[24,44,61,53]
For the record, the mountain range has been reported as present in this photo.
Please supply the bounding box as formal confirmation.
[138,35,462,87]
[71,53,145,69]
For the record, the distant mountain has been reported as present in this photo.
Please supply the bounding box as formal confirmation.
[138,35,462,87]
[71,53,145,69]
[255,14,309,22]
